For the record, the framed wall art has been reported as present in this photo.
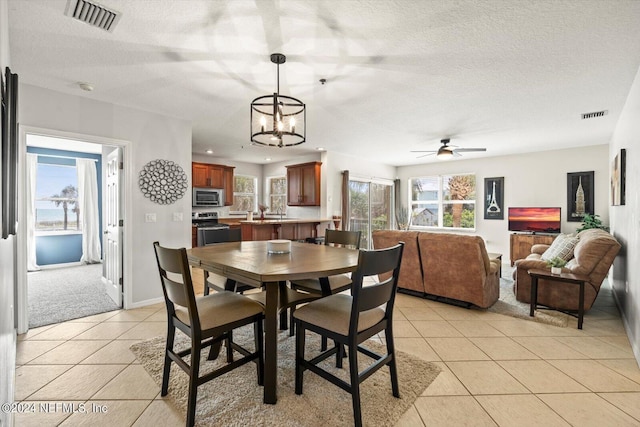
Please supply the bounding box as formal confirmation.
[484,177,504,220]
[611,148,626,206]
[566,171,594,222]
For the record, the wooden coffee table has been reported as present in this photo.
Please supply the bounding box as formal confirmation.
[527,268,589,329]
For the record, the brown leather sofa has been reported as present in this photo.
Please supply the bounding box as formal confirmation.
[372,230,500,308]
[512,228,621,311]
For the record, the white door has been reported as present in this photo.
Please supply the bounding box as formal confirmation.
[104,148,123,306]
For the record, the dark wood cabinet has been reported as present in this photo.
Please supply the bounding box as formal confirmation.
[510,233,556,265]
[192,162,224,188]
[192,162,234,206]
[286,161,321,206]
[223,166,234,206]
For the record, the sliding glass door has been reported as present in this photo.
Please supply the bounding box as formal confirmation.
[348,178,393,249]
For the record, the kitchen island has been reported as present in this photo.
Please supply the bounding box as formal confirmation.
[239,218,331,241]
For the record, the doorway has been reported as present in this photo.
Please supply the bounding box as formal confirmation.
[348,178,394,249]
[19,130,126,330]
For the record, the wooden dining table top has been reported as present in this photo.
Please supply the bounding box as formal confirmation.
[187,240,360,286]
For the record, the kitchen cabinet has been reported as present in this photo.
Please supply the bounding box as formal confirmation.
[192,162,225,188]
[239,219,328,241]
[510,233,556,266]
[192,162,234,206]
[223,166,234,206]
[286,161,321,206]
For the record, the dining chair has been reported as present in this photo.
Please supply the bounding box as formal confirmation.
[289,229,361,344]
[293,242,404,427]
[153,242,264,427]
[202,228,258,295]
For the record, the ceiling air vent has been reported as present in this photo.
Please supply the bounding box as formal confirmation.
[581,110,608,120]
[64,0,121,32]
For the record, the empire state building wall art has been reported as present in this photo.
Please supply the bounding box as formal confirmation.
[567,171,594,222]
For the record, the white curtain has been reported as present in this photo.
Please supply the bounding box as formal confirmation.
[77,158,102,263]
[26,153,40,271]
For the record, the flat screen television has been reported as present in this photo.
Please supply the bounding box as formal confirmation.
[508,207,561,234]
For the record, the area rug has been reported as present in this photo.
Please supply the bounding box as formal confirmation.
[28,263,119,328]
[131,327,441,426]
[486,278,574,328]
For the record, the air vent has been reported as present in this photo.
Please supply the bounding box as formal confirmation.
[64,0,121,32]
[581,110,608,120]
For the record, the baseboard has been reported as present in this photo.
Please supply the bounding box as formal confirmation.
[36,261,84,270]
[611,284,640,367]
[128,297,164,309]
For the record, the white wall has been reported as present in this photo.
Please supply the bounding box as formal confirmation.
[20,84,192,306]
[397,145,610,258]
[0,1,16,424]
[609,64,640,365]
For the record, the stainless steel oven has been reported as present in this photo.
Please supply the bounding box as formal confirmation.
[192,211,232,246]
[193,188,223,207]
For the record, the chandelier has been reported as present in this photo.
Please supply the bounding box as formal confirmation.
[250,53,305,147]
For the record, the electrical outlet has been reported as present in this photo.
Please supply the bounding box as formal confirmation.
[145,213,156,223]
[173,212,183,222]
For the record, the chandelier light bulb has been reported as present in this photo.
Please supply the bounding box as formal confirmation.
[290,117,296,133]
[260,116,266,132]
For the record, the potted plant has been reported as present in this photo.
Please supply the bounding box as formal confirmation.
[576,213,609,232]
[546,257,567,275]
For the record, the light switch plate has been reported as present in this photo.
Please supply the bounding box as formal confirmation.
[145,213,156,223]
[172,212,183,222]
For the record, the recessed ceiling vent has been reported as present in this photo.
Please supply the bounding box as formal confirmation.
[581,110,608,120]
[64,0,121,32]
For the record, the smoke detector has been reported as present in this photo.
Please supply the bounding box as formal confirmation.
[78,82,94,92]
[64,0,121,32]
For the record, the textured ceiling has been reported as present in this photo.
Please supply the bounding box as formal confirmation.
[8,0,640,165]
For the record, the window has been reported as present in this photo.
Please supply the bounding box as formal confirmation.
[231,175,258,213]
[35,162,80,232]
[410,174,476,229]
[267,176,287,213]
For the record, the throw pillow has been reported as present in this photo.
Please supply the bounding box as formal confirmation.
[541,234,579,262]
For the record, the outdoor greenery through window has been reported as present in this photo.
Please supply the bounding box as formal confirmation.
[268,176,287,213]
[231,175,258,213]
[410,174,476,229]
[36,163,81,232]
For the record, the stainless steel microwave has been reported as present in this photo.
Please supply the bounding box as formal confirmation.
[193,188,223,207]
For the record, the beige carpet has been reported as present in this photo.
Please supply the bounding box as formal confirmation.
[487,279,575,328]
[131,327,441,426]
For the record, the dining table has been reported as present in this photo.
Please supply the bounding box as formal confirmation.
[187,240,359,404]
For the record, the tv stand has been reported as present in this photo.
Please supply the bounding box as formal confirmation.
[510,233,556,266]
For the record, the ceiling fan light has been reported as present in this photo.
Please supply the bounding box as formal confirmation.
[437,147,454,159]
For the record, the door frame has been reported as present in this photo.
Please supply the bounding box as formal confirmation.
[348,175,395,249]
[16,125,132,334]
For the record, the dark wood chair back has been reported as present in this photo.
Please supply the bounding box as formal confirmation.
[153,241,201,330]
[325,229,361,249]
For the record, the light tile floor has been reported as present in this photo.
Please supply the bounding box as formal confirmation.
[14,269,640,426]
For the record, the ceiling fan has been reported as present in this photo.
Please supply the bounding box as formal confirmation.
[411,138,487,159]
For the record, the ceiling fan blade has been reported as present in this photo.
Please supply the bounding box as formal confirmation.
[410,150,437,153]
[453,148,487,152]
[415,152,436,158]
[452,151,462,157]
